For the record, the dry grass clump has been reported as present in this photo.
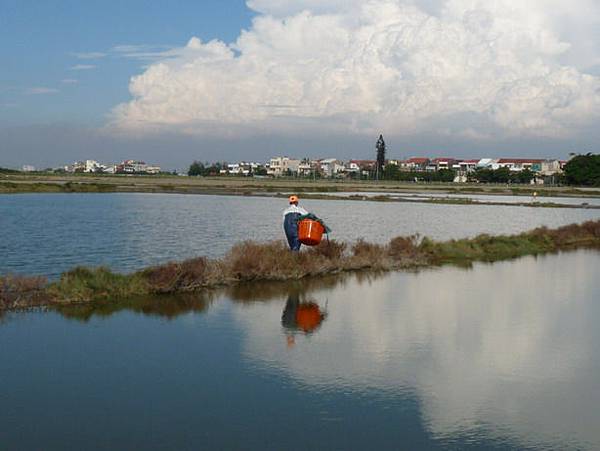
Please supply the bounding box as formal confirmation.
[0,274,47,309]
[541,220,600,247]
[308,240,347,260]
[142,257,222,293]
[350,239,388,268]
[222,240,347,281]
[223,241,309,281]
[388,235,421,260]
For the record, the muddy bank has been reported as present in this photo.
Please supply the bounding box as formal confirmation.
[1,220,599,310]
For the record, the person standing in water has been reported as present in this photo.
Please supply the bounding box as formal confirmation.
[283,195,308,251]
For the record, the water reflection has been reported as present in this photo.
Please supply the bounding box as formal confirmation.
[10,251,600,449]
[52,293,214,322]
[281,292,328,348]
[233,250,600,450]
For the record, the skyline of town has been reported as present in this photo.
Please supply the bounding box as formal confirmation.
[14,154,569,178]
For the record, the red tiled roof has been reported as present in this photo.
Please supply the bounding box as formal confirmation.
[405,157,429,164]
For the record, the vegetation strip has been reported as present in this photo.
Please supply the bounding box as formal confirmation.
[2,220,600,311]
[3,174,600,199]
[2,180,600,210]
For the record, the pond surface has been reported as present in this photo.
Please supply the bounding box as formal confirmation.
[315,191,600,206]
[1,193,599,277]
[1,250,599,450]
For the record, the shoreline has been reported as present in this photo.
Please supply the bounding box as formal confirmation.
[3,174,600,197]
[2,220,599,311]
[2,176,600,210]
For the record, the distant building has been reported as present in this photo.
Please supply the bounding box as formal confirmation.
[400,158,429,172]
[67,161,87,173]
[477,158,500,170]
[430,158,458,171]
[268,157,301,176]
[497,158,543,172]
[22,165,36,172]
[115,160,161,174]
[318,158,345,177]
[454,159,479,173]
[539,159,562,176]
[298,159,316,177]
[84,160,102,173]
[345,161,361,174]
[349,160,376,177]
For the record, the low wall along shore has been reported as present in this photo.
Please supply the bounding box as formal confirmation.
[1,220,600,310]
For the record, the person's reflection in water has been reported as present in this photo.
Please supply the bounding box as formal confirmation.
[281,292,327,348]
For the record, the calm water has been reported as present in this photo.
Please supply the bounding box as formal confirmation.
[1,250,599,450]
[316,191,600,206]
[1,193,599,277]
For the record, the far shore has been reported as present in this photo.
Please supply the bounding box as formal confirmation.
[2,174,600,209]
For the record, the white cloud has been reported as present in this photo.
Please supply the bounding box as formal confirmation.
[25,87,59,95]
[113,0,600,140]
[61,79,79,84]
[111,44,178,62]
[233,252,600,448]
[71,51,106,59]
[70,64,96,71]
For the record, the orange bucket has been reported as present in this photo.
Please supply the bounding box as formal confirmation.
[298,219,325,246]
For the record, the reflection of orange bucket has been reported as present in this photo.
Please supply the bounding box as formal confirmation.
[295,304,322,332]
[298,219,325,246]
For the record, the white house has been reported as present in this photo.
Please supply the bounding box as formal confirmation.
[319,158,345,177]
[477,158,500,170]
[268,157,301,176]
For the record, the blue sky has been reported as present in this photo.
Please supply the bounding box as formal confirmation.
[1,0,599,169]
[1,0,253,126]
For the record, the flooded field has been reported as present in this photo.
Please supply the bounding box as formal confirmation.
[1,250,599,450]
[1,193,599,277]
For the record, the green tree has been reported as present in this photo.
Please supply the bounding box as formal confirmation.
[433,169,456,182]
[564,153,600,186]
[188,161,205,176]
[511,168,534,184]
[383,164,399,180]
[494,167,511,183]
[375,135,386,180]
[473,167,512,183]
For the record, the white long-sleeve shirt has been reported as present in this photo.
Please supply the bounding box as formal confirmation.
[282,204,308,219]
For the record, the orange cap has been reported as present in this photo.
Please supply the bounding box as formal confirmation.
[289,195,299,203]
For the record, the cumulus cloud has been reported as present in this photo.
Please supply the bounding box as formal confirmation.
[113,0,600,139]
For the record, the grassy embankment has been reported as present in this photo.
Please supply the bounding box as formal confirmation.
[2,175,600,209]
[2,220,599,311]
[2,173,600,198]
